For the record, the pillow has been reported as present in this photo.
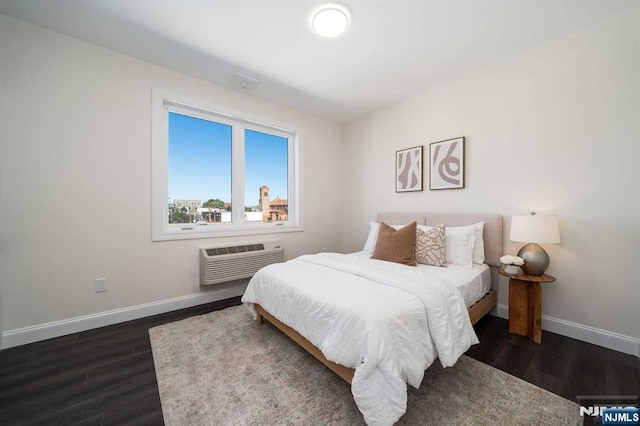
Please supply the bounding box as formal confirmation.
[415,224,447,267]
[471,222,485,264]
[371,222,417,266]
[442,222,485,264]
[419,224,476,268]
[363,222,379,253]
[363,222,404,253]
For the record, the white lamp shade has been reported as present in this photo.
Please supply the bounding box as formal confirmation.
[510,214,561,244]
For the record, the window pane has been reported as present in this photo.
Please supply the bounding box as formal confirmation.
[168,112,232,224]
[244,129,289,222]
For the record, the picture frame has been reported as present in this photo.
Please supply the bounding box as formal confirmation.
[429,137,465,190]
[396,146,423,192]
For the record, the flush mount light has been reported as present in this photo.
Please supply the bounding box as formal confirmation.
[311,4,350,38]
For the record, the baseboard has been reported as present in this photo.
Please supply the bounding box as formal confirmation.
[495,304,639,357]
[1,283,247,350]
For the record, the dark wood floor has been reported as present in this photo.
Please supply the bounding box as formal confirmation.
[1,297,638,425]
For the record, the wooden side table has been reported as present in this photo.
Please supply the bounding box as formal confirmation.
[499,268,556,344]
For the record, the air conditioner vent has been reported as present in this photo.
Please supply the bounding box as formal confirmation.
[199,239,283,285]
[205,243,265,257]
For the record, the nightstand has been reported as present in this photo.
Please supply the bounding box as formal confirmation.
[499,268,556,344]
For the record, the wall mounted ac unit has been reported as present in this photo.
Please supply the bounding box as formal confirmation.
[199,239,284,285]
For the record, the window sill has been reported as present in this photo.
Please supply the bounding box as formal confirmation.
[152,223,303,242]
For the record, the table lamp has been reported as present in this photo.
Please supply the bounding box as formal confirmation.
[509,212,560,276]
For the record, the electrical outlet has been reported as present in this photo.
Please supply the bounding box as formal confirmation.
[95,278,107,293]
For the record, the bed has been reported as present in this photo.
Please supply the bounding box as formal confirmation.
[241,212,502,426]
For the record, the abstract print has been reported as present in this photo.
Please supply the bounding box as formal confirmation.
[430,137,465,190]
[396,146,423,192]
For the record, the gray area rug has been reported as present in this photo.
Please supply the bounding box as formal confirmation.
[149,305,580,425]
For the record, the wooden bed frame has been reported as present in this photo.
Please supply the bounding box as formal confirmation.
[253,212,503,385]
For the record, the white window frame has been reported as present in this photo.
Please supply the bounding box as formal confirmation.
[152,88,302,241]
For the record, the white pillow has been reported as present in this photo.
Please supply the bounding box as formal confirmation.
[471,222,485,264]
[363,222,405,253]
[418,224,476,268]
[363,222,379,253]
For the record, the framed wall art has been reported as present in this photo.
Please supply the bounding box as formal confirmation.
[429,137,465,190]
[396,146,423,192]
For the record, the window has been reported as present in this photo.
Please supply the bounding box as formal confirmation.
[152,88,301,241]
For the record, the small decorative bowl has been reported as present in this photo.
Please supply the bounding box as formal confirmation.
[503,264,520,275]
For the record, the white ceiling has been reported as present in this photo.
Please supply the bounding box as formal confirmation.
[0,0,635,122]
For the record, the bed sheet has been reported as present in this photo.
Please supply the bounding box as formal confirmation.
[348,251,492,307]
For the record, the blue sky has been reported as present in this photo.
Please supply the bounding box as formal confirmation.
[168,112,288,207]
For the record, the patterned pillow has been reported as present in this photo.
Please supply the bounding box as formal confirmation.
[415,223,447,267]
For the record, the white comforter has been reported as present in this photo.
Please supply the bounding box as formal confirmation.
[241,252,479,426]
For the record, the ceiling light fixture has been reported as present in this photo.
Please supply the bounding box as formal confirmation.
[311,4,350,38]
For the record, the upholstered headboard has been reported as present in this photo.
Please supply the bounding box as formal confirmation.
[376,212,503,267]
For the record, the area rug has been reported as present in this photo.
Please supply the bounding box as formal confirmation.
[149,305,580,425]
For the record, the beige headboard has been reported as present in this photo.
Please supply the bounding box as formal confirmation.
[376,212,503,267]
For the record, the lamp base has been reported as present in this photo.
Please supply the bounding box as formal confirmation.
[517,243,550,276]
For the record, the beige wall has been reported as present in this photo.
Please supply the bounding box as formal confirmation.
[342,8,640,339]
[0,15,343,331]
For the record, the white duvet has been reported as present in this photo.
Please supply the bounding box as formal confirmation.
[241,252,479,426]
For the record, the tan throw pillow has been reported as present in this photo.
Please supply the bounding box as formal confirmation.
[415,223,447,267]
[371,221,417,266]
